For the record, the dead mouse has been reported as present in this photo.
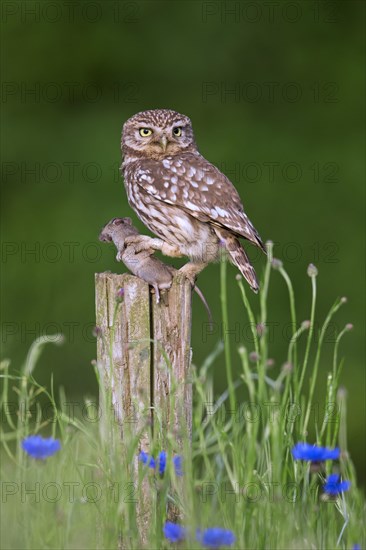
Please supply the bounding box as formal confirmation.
[99,217,212,327]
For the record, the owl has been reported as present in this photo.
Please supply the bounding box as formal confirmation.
[120,109,265,292]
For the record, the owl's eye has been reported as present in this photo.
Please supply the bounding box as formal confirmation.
[139,128,153,137]
[173,127,182,137]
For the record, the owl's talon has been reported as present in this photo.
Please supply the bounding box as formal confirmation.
[180,271,196,288]
[179,262,206,288]
[123,235,138,245]
[123,235,152,254]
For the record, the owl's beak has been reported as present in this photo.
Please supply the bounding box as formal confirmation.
[159,135,168,152]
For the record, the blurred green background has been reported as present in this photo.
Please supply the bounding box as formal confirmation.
[1,1,365,479]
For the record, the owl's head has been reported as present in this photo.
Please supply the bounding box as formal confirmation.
[121,109,196,160]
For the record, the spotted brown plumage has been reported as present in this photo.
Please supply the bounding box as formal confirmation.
[121,109,265,291]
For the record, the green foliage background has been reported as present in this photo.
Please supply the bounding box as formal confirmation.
[1,2,365,479]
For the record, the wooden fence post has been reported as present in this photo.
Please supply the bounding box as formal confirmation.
[95,271,192,540]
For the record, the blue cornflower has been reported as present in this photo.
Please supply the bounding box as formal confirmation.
[292,442,340,462]
[158,451,167,475]
[163,522,186,542]
[138,451,156,468]
[323,474,350,495]
[196,527,236,548]
[22,435,61,460]
[138,450,182,476]
[352,545,361,550]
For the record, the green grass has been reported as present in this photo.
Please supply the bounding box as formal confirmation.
[1,247,365,550]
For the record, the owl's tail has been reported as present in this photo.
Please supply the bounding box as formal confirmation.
[214,227,259,293]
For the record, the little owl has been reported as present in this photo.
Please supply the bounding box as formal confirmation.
[120,109,265,291]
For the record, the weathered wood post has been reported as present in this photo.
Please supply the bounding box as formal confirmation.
[95,270,192,540]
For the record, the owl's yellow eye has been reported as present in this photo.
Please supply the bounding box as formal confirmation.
[173,127,182,137]
[139,128,153,137]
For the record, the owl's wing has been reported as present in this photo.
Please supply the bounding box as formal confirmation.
[133,153,265,251]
